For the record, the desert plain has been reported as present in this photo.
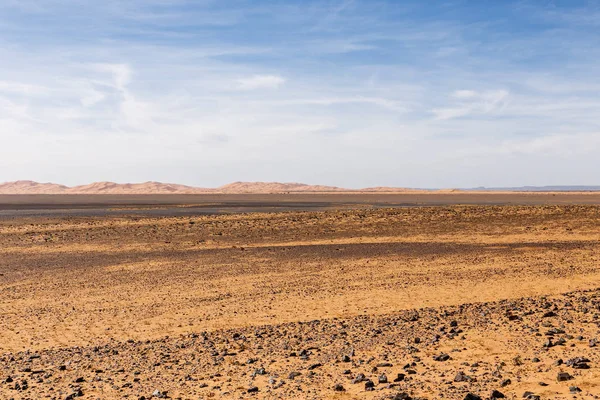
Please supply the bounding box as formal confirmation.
[2,193,600,399]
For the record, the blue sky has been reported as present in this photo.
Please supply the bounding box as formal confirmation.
[1,0,599,188]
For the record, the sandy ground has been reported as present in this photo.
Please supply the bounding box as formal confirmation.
[1,204,600,399]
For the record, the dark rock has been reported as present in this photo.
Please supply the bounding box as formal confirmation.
[352,373,366,384]
[65,389,84,399]
[557,372,573,381]
[333,383,345,391]
[454,371,473,382]
[377,362,393,367]
[500,378,511,387]
[393,373,406,382]
[288,371,301,380]
[566,357,590,369]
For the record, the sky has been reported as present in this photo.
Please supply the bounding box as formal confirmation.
[1,0,599,188]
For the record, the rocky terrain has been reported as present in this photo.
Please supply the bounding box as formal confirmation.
[2,289,600,399]
[1,205,600,398]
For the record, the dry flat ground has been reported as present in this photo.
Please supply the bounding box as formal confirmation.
[1,203,600,399]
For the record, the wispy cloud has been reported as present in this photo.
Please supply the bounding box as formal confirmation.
[237,75,286,90]
[432,90,509,120]
[0,81,47,95]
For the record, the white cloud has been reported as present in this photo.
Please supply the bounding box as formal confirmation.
[453,90,476,99]
[80,87,106,107]
[433,89,509,120]
[91,63,132,91]
[0,81,47,96]
[285,96,407,112]
[497,132,600,156]
[237,75,285,90]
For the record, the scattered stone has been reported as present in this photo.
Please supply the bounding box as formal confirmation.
[557,372,573,382]
[454,371,473,382]
[333,383,345,392]
[377,362,393,367]
[433,353,451,362]
[393,373,406,382]
[152,390,167,398]
[566,357,590,369]
[352,373,366,384]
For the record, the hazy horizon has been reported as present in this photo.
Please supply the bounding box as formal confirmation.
[3,179,600,192]
[1,1,599,187]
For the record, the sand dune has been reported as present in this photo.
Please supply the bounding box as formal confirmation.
[218,181,345,193]
[0,180,213,194]
[68,181,212,194]
[0,180,415,194]
[0,180,70,194]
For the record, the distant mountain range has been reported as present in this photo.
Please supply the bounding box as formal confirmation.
[469,186,600,192]
[0,181,599,194]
